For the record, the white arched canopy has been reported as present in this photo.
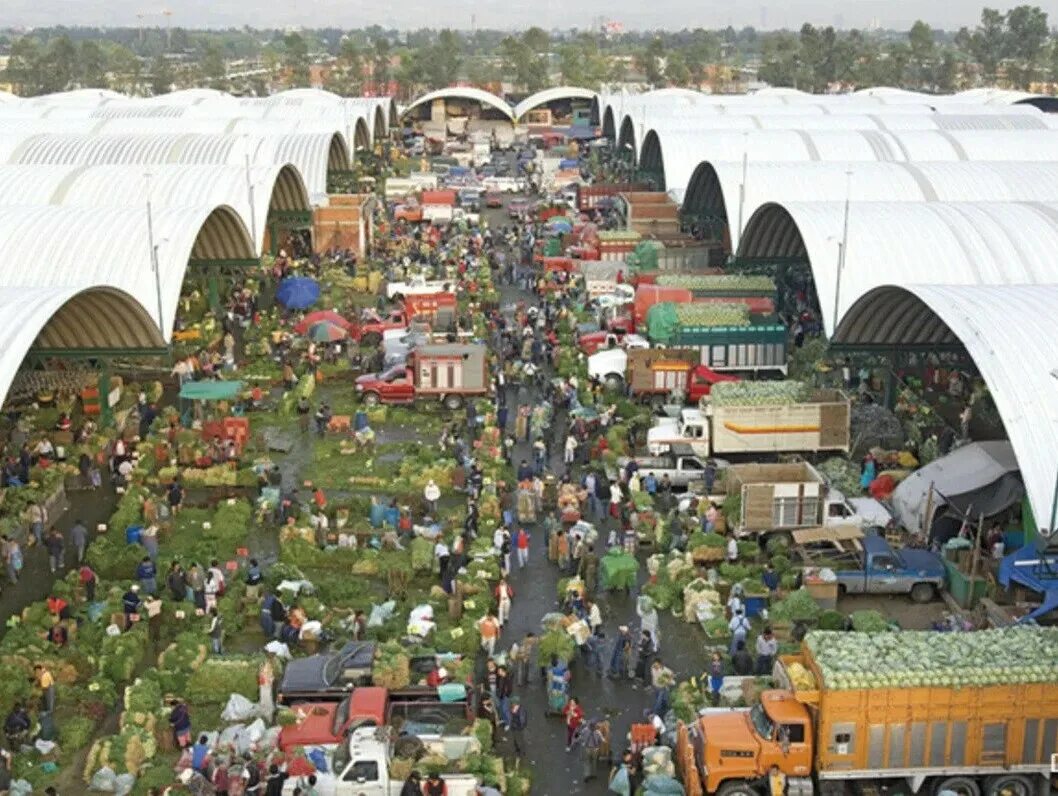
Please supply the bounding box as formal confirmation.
[514,87,595,120]
[0,285,165,407]
[401,87,514,121]
[684,160,1058,251]
[835,284,1058,532]
[737,200,1058,337]
[0,203,255,342]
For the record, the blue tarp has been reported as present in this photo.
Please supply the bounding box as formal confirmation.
[276,277,320,310]
[999,541,1058,621]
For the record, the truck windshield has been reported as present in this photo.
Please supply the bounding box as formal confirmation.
[332,697,350,736]
[750,703,775,740]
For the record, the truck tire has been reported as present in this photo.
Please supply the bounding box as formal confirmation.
[605,373,624,391]
[443,394,464,410]
[983,773,1036,796]
[361,332,381,348]
[362,391,381,407]
[934,776,982,796]
[717,780,761,796]
[910,582,936,603]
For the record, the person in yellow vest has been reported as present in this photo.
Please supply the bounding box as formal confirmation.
[769,765,786,796]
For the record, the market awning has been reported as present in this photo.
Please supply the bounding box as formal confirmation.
[179,380,244,401]
[999,541,1058,621]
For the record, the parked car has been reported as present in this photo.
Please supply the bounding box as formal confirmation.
[485,192,503,208]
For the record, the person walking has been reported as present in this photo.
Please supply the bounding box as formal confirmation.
[564,434,578,466]
[2,536,21,585]
[423,479,441,516]
[70,519,88,564]
[728,608,751,657]
[34,664,55,714]
[708,651,725,705]
[755,627,778,675]
[732,639,754,676]
[495,664,513,729]
[26,501,46,547]
[608,625,633,680]
[514,526,529,568]
[45,527,64,574]
[208,607,225,655]
[258,654,276,722]
[477,612,500,657]
[577,545,598,593]
[167,562,186,602]
[167,478,184,516]
[650,659,675,717]
[145,593,163,643]
[508,697,527,756]
[136,555,157,595]
[633,630,654,688]
[495,578,514,627]
[563,696,584,752]
[513,631,537,686]
[122,584,141,630]
[79,563,98,602]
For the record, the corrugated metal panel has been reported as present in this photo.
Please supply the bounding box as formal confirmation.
[513,87,596,120]
[738,200,1058,338]
[688,161,1058,250]
[401,87,514,121]
[0,203,253,340]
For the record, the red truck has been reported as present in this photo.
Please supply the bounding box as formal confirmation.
[355,343,487,409]
[349,294,457,346]
[588,347,738,402]
[632,285,775,328]
[277,686,473,751]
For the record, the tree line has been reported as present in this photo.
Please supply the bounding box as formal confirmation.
[1,6,1054,98]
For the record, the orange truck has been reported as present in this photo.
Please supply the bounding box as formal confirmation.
[675,628,1058,796]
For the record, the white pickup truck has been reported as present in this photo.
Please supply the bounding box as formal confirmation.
[283,726,480,796]
[385,275,452,301]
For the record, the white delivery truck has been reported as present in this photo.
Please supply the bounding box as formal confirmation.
[283,726,480,796]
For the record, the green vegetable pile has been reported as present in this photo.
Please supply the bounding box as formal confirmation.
[850,610,892,633]
[655,274,775,294]
[673,302,750,328]
[806,627,1058,690]
[768,588,822,623]
[710,380,812,407]
[538,629,576,663]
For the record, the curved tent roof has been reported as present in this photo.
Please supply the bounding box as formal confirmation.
[639,128,1058,203]
[0,285,164,407]
[3,131,348,203]
[401,87,514,121]
[835,283,1058,532]
[0,203,254,340]
[0,163,309,254]
[685,160,1058,250]
[737,200,1058,336]
[514,87,596,120]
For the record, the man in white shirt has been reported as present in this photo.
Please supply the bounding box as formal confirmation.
[726,533,739,562]
[728,609,751,657]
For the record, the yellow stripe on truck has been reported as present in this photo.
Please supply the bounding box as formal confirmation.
[722,422,821,435]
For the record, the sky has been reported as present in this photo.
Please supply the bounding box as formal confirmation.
[4,0,1058,33]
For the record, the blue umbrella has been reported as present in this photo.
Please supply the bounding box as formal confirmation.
[276,276,320,310]
[547,218,574,234]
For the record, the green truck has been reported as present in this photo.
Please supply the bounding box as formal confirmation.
[646,301,788,374]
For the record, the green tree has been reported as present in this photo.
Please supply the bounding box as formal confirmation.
[42,35,78,94]
[969,7,1007,83]
[757,31,800,87]
[335,38,363,95]
[78,40,108,88]
[200,41,227,86]
[1005,5,1048,88]
[283,32,310,87]
[906,21,935,88]
[372,37,392,92]
[684,29,722,84]
[636,37,666,85]
[433,29,463,88]
[558,34,609,90]
[106,44,142,94]
[149,54,174,95]
[665,51,691,85]
[522,26,549,53]
[4,37,44,95]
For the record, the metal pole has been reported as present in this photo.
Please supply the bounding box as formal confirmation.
[737,132,748,239]
[1047,467,1058,539]
[145,171,165,335]
[832,168,852,334]
[245,153,258,251]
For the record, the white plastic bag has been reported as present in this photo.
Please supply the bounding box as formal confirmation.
[90,766,118,791]
[222,693,257,722]
[114,773,136,796]
[264,640,292,659]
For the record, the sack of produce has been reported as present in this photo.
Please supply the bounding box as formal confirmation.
[682,578,721,624]
[566,619,591,646]
[600,548,638,590]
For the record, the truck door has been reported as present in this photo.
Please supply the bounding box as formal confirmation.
[384,369,415,402]
[866,553,901,594]
[336,759,385,796]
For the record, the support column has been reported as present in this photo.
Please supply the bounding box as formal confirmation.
[99,365,113,428]
[883,349,898,410]
[208,273,221,313]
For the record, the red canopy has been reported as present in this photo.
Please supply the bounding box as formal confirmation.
[294,311,350,334]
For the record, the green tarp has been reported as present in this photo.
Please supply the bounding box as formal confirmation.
[600,547,638,590]
[179,381,244,401]
[646,302,679,345]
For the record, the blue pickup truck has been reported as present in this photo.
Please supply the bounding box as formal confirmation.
[833,534,946,603]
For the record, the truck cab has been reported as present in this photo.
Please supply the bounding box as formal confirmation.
[287,726,480,796]
[686,365,740,402]
[355,365,415,405]
[688,691,813,796]
[578,328,649,356]
[457,188,481,212]
[647,409,710,457]
[832,534,946,602]
[823,491,893,530]
[350,308,409,346]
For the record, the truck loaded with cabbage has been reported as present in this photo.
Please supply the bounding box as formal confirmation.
[675,627,1058,796]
